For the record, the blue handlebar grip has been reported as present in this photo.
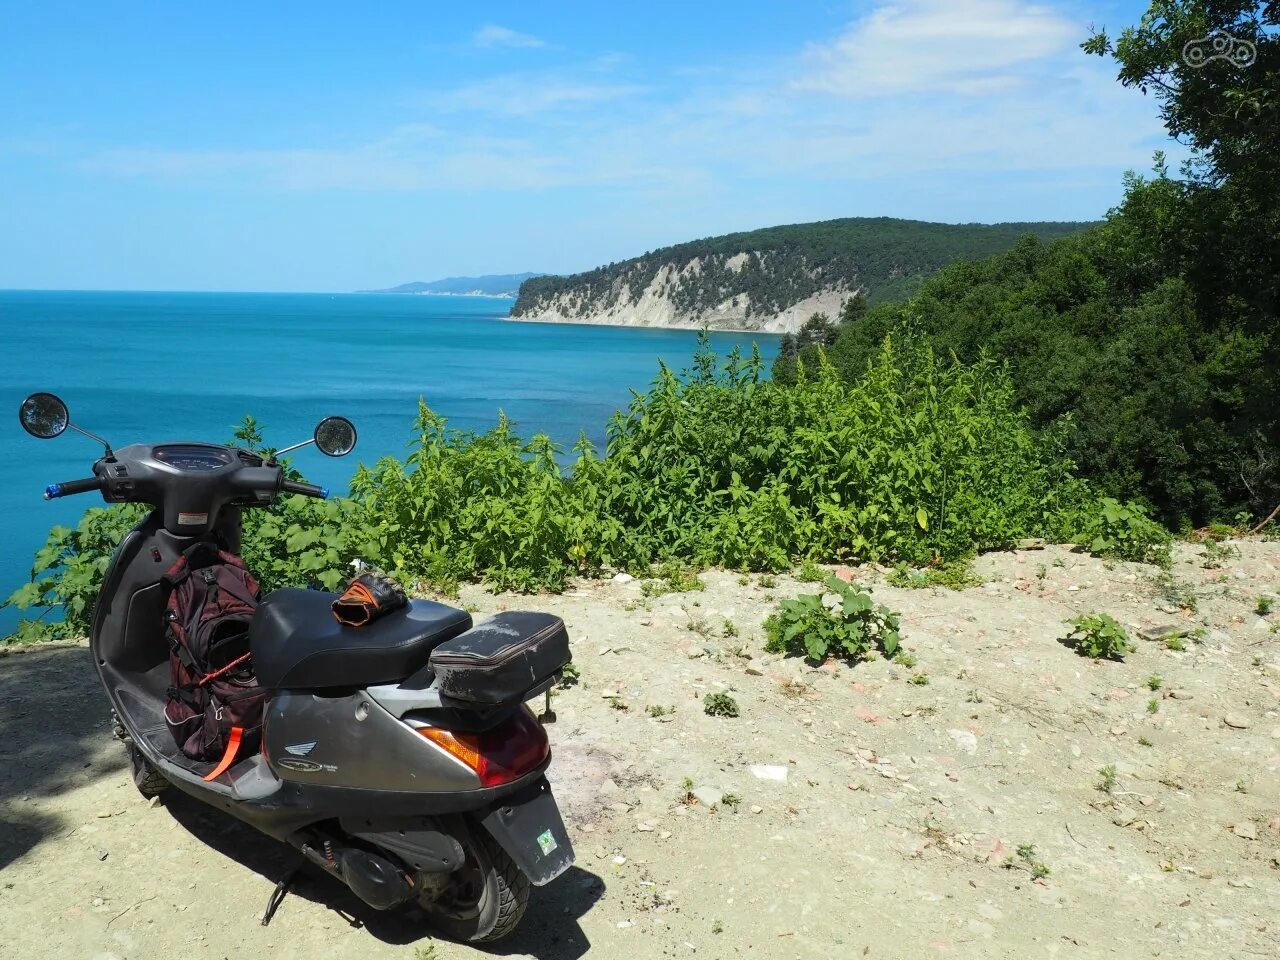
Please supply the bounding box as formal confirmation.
[44,484,62,500]
[320,487,330,499]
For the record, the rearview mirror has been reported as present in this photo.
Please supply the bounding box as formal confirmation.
[314,416,357,457]
[19,392,70,440]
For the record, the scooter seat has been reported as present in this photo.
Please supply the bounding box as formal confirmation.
[250,588,473,690]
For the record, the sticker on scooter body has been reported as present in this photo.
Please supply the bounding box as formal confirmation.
[536,829,558,854]
[284,741,318,756]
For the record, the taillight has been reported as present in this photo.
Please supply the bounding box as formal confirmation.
[417,708,549,787]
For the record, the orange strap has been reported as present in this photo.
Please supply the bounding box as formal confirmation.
[203,725,243,782]
[197,651,252,686]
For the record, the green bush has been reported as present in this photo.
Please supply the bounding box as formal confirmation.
[887,557,982,590]
[6,337,1143,641]
[4,504,147,642]
[703,693,739,718]
[764,574,902,663]
[795,558,826,582]
[1068,497,1171,566]
[1064,613,1133,660]
[641,560,706,596]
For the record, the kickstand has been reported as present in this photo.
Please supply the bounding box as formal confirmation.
[261,868,298,927]
[538,688,556,725]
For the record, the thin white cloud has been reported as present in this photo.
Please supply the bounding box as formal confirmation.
[429,73,646,117]
[795,0,1078,97]
[473,24,547,50]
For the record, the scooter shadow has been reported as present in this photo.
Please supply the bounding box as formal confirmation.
[164,791,603,958]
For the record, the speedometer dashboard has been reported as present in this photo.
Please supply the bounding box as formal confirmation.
[153,445,233,472]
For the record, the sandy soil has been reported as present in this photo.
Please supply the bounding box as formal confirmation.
[3,541,1279,960]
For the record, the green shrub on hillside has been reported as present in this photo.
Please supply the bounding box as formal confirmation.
[1073,497,1171,566]
[778,171,1279,528]
[6,337,1131,641]
[4,504,146,642]
[1064,613,1133,660]
[764,574,901,663]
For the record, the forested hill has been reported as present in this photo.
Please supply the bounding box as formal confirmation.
[511,217,1096,332]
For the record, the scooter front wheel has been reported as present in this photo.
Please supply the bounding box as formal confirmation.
[419,829,529,943]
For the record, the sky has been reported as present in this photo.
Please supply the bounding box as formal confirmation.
[0,0,1176,292]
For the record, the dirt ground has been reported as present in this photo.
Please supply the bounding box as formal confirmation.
[3,540,1279,959]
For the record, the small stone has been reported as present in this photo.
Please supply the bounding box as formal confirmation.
[1232,822,1258,841]
[96,849,109,861]
[611,855,627,865]
[1168,690,1193,700]
[1224,714,1250,729]
[1016,538,1046,550]
[744,665,764,677]
[601,689,619,699]
[636,821,656,833]
[749,765,788,782]
[609,802,632,814]
[617,919,634,928]
[1139,623,1185,643]
[658,830,672,840]
[611,573,635,584]
[750,805,763,814]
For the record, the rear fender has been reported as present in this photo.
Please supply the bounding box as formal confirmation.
[478,777,574,885]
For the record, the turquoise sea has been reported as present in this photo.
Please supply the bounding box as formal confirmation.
[0,290,776,636]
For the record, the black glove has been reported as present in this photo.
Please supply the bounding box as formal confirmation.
[332,572,408,627]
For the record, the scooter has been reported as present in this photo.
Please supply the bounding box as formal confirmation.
[17,392,575,943]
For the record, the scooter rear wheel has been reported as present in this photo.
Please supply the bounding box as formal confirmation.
[127,742,169,798]
[419,829,529,943]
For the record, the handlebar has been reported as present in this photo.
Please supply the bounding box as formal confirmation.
[44,477,102,500]
[281,479,328,499]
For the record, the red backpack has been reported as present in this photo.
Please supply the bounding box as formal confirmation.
[161,542,267,770]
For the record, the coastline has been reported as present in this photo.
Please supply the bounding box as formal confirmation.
[502,313,783,336]
[357,291,517,299]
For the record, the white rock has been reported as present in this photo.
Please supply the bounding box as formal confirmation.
[691,787,724,808]
[612,573,635,584]
[948,729,979,754]
[750,764,789,782]
[1232,821,1258,841]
